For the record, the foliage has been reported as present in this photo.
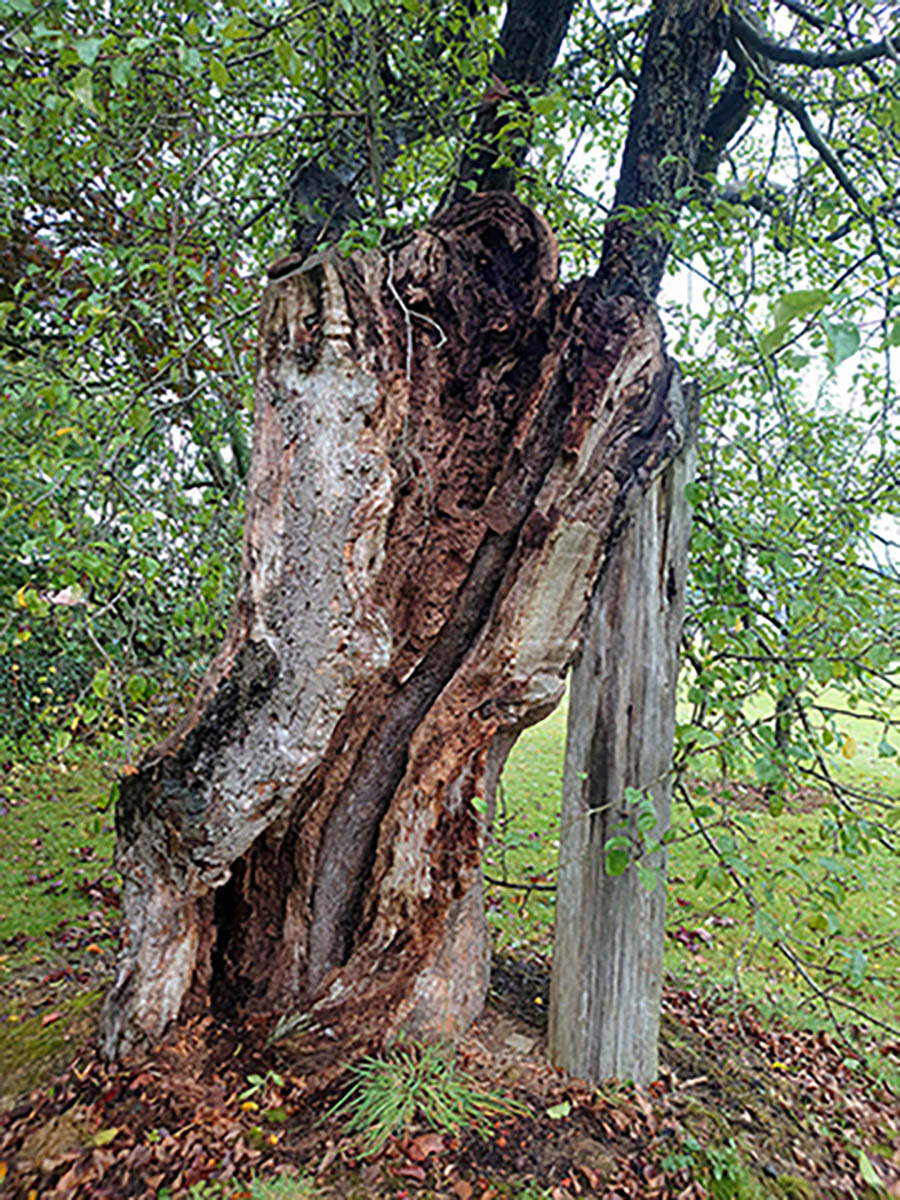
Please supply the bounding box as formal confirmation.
[328,1035,524,1156]
[0,0,496,758]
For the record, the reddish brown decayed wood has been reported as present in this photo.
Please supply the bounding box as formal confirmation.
[101,194,686,1065]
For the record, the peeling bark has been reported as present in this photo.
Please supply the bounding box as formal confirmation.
[101,193,688,1065]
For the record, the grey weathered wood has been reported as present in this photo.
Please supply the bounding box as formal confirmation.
[549,369,697,1087]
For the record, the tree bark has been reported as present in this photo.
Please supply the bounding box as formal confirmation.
[100,193,688,1064]
[549,377,697,1086]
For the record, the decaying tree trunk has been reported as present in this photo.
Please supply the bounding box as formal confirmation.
[100,193,689,1064]
[549,382,696,1086]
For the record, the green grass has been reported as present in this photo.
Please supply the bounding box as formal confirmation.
[0,755,118,980]
[1,691,897,1056]
[328,1035,525,1156]
[487,692,900,1044]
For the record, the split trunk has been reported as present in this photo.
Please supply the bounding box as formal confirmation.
[100,194,690,1068]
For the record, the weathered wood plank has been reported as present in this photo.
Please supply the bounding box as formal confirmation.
[549,370,697,1086]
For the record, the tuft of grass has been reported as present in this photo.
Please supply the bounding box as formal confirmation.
[329,1035,525,1156]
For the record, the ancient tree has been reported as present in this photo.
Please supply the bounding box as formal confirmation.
[98,0,897,1081]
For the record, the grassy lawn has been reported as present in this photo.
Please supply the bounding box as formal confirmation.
[0,719,897,1197]
[487,693,900,1053]
[0,756,118,990]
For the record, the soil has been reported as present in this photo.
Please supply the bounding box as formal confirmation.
[1,954,898,1199]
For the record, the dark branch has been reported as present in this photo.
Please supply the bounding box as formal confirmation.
[733,8,899,68]
[598,0,728,301]
[772,0,828,32]
[696,61,754,176]
[447,0,577,204]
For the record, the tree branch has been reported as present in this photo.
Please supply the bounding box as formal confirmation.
[598,0,728,300]
[447,0,577,204]
[733,7,899,69]
[696,61,754,176]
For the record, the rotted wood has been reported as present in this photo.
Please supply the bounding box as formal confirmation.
[100,192,689,1066]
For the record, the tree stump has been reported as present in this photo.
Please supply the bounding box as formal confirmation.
[100,194,689,1069]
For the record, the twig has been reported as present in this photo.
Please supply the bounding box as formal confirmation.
[386,251,447,381]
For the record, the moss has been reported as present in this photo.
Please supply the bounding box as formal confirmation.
[775,1176,815,1199]
[0,985,104,1108]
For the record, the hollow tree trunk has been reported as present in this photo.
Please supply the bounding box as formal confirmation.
[549,386,696,1086]
[100,193,689,1065]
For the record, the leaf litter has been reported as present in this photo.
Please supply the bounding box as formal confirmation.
[0,955,897,1198]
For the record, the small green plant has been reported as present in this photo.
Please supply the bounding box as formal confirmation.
[703,1138,763,1200]
[239,1069,284,1100]
[156,1170,321,1200]
[661,1132,702,1173]
[246,1170,322,1199]
[329,1035,525,1156]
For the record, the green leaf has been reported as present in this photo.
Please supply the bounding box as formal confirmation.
[604,846,630,877]
[811,656,832,684]
[827,321,860,365]
[91,668,110,699]
[74,37,104,66]
[67,67,96,112]
[683,480,703,507]
[848,947,867,988]
[877,740,897,758]
[531,92,564,116]
[774,288,832,323]
[753,909,780,941]
[110,57,131,90]
[759,324,790,357]
[867,643,891,668]
[129,403,151,435]
[210,57,230,89]
[545,1101,571,1119]
[273,37,302,85]
[637,862,658,892]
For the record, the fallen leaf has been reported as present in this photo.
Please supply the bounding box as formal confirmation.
[451,1180,473,1200]
[93,1127,120,1147]
[395,1163,427,1182]
[546,1100,572,1119]
[406,1132,445,1162]
[41,1010,62,1027]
